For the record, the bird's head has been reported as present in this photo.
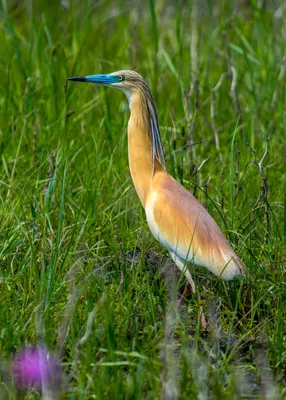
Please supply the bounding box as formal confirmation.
[67,70,147,103]
[67,69,165,170]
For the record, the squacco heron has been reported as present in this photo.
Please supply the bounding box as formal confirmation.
[67,70,245,319]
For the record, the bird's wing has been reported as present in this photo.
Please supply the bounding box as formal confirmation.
[146,172,244,280]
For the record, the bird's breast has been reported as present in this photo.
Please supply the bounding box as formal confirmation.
[145,191,172,252]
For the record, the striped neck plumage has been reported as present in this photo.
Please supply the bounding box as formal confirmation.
[127,86,166,175]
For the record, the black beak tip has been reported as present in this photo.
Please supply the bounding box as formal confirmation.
[66,76,87,82]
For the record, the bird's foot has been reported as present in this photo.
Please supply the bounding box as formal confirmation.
[199,306,207,329]
[177,282,208,329]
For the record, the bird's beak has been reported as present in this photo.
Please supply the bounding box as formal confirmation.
[66,74,117,85]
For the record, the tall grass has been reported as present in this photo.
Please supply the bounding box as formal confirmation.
[0,0,285,398]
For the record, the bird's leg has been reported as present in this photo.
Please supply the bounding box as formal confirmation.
[177,280,193,307]
[169,251,207,328]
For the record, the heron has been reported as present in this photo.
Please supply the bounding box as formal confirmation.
[67,70,245,325]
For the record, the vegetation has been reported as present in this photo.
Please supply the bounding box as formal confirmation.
[0,0,285,398]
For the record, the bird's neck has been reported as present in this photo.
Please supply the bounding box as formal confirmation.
[127,91,165,207]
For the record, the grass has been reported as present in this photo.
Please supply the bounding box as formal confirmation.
[0,0,285,398]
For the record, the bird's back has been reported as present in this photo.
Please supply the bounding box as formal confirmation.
[145,171,244,280]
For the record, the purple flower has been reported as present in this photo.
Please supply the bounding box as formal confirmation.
[11,346,61,391]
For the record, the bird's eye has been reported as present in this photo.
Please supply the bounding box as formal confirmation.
[118,75,123,81]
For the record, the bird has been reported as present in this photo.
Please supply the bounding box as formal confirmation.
[67,70,245,324]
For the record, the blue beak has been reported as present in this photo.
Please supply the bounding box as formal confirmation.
[67,74,117,85]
